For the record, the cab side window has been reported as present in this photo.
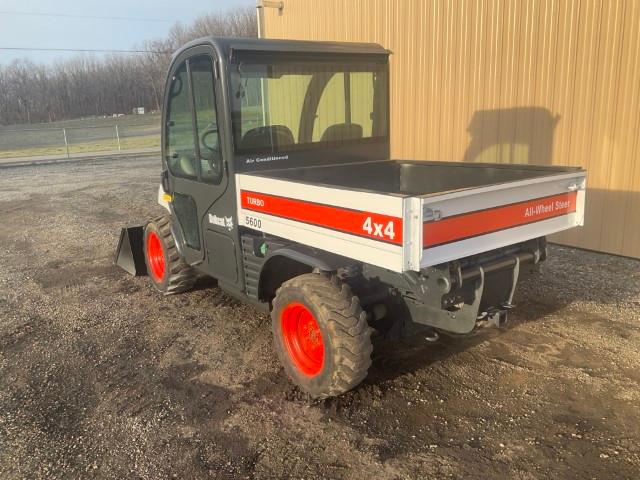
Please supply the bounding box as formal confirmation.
[165,63,197,179]
[191,56,223,184]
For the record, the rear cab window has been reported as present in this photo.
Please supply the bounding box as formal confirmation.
[229,55,389,155]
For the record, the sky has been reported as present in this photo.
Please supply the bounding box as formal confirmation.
[0,0,253,65]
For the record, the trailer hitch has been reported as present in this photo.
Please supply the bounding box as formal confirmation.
[363,242,541,335]
[406,251,530,334]
[475,254,522,329]
[477,308,509,328]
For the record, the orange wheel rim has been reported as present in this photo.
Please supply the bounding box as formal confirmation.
[146,231,165,281]
[280,302,324,376]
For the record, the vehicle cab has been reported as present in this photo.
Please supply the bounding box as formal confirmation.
[159,37,392,296]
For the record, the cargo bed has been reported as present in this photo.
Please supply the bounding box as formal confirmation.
[236,160,586,272]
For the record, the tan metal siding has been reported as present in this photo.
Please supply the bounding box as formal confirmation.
[261,0,640,258]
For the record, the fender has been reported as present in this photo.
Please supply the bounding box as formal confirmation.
[263,244,350,272]
[169,218,188,260]
[157,184,198,263]
[257,243,353,301]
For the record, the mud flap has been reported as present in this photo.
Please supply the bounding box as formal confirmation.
[114,226,147,276]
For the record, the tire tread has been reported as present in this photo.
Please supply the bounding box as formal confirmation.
[146,214,197,295]
[272,273,373,399]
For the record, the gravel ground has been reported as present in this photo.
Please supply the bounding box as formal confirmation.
[0,157,639,479]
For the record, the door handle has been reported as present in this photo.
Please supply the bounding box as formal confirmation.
[161,170,171,193]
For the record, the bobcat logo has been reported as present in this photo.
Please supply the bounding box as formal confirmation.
[208,214,234,231]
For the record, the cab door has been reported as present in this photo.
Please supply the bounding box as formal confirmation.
[163,48,226,266]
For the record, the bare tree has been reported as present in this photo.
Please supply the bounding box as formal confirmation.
[0,6,257,126]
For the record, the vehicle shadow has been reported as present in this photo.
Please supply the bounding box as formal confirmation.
[463,107,559,165]
[367,319,528,383]
[356,242,639,389]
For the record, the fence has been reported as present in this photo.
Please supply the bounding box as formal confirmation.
[0,115,161,160]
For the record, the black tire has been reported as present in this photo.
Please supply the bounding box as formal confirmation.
[143,215,197,295]
[271,273,373,399]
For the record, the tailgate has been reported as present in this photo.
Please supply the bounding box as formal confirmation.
[417,170,587,268]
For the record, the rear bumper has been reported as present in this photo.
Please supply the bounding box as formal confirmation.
[363,237,546,334]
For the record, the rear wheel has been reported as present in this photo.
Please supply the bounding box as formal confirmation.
[271,273,373,398]
[143,215,196,294]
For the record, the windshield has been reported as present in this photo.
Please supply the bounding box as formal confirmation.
[229,56,388,154]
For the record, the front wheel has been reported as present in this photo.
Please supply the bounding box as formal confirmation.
[143,215,197,295]
[271,273,373,398]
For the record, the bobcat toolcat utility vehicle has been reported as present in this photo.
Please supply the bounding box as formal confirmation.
[115,37,586,398]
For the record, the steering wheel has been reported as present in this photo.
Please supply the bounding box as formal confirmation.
[201,127,220,174]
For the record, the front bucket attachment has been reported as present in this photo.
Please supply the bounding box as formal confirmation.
[114,226,147,276]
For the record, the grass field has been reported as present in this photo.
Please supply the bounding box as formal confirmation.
[0,114,161,159]
[0,136,160,159]
[1,112,162,132]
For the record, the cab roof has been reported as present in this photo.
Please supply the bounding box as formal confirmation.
[175,36,390,61]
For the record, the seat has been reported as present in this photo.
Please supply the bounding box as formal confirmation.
[241,125,295,149]
[178,154,196,177]
[167,150,197,178]
[320,123,363,143]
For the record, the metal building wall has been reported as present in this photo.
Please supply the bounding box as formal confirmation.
[261,0,640,258]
